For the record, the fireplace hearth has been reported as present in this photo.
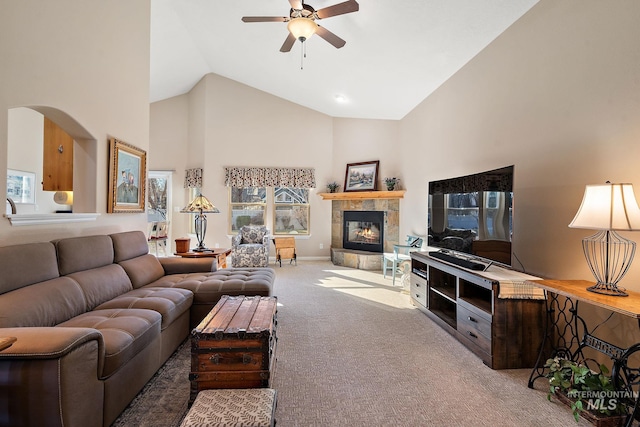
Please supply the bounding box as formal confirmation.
[343,211,384,253]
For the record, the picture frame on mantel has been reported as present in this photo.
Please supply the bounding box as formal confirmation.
[344,160,379,192]
[108,137,146,213]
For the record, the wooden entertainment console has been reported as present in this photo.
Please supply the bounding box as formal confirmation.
[410,251,546,369]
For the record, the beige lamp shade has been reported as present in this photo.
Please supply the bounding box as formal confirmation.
[53,191,73,205]
[180,194,219,214]
[569,183,640,231]
[287,17,317,41]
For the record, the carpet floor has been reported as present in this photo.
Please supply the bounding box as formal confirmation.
[112,260,589,426]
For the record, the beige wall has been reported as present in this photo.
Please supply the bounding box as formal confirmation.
[399,0,640,348]
[0,0,150,244]
[150,74,336,256]
[402,0,640,286]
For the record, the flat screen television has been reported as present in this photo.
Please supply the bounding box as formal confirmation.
[427,165,514,267]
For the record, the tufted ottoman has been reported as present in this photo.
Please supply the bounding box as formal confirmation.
[180,388,277,427]
[147,267,276,328]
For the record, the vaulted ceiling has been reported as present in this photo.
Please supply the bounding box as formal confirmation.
[150,0,539,120]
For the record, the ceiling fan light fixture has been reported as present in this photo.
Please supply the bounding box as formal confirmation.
[287,17,317,42]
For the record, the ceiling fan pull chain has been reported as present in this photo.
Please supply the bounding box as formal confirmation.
[300,42,304,70]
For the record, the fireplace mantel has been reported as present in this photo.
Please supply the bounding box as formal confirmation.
[318,190,405,200]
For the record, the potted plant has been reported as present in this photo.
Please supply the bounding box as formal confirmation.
[384,177,399,191]
[545,357,627,426]
[327,182,340,193]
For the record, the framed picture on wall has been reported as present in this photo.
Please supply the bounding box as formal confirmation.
[344,160,379,192]
[6,169,36,204]
[108,137,146,213]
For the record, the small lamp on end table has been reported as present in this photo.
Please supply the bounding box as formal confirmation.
[181,193,220,252]
[569,182,640,296]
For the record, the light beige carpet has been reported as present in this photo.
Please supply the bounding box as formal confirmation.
[113,260,589,426]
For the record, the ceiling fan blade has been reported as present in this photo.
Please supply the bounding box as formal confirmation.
[315,0,359,19]
[288,0,303,9]
[280,33,297,52]
[241,16,288,23]
[315,25,346,49]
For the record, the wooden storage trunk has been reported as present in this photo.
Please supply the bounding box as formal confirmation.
[189,295,278,403]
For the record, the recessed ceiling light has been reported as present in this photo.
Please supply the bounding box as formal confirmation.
[334,94,348,103]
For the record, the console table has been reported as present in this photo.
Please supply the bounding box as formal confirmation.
[410,251,546,369]
[526,279,640,426]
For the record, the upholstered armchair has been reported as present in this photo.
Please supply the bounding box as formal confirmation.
[232,226,270,267]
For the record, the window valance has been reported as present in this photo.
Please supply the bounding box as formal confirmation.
[184,168,203,188]
[224,167,316,189]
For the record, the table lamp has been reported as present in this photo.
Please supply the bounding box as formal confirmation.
[569,182,640,296]
[181,193,219,252]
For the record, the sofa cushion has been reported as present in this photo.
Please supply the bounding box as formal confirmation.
[110,230,149,262]
[0,277,85,327]
[67,264,134,311]
[95,287,193,330]
[55,235,115,276]
[146,268,275,305]
[57,308,161,378]
[0,242,59,294]
[118,254,166,289]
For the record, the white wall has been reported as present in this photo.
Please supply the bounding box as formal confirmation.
[0,0,150,244]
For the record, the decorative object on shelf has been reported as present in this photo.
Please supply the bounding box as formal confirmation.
[569,182,640,296]
[344,160,379,192]
[180,193,220,252]
[6,169,36,204]
[327,182,340,193]
[107,138,146,213]
[384,177,399,191]
[544,357,626,424]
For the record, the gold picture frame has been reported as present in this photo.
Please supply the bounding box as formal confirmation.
[108,137,146,213]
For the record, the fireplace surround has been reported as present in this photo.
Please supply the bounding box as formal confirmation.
[328,195,401,270]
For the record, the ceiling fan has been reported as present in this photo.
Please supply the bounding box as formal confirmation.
[241,0,359,53]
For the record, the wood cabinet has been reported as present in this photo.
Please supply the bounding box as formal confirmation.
[43,117,73,191]
[410,251,545,369]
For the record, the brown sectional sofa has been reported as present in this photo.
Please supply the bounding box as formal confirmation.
[0,230,275,427]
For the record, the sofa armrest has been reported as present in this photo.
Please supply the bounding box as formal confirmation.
[232,233,242,248]
[159,257,216,274]
[0,327,103,362]
[0,327,105,427]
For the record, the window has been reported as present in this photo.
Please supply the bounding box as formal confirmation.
[229,187,267,233]
[273,188,309,235]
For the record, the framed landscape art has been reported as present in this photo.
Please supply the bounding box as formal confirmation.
[344,160,379,192]
[108,137,146,213]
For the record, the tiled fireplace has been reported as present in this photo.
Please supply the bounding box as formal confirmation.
[330,197,400,270]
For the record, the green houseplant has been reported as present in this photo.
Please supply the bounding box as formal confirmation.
[327,182,340,193]
[384,177,399,191]
[545,357,626,424]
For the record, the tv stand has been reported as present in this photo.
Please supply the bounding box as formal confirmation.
[410,251,546,369]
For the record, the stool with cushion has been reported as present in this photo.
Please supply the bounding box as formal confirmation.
[180,388,277,427]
